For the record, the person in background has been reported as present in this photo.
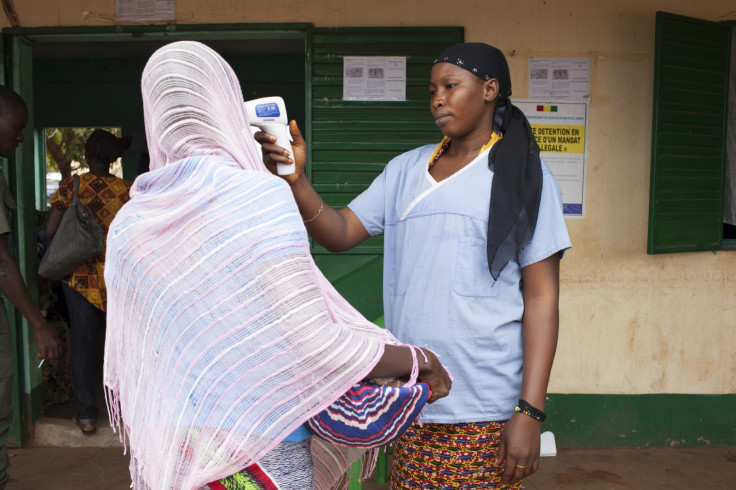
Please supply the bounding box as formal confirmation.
[0,85,61,488]
[258,42,571,488]
[45,129,133,436]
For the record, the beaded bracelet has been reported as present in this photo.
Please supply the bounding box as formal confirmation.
[303,199,324,223]
[514,399,546,422]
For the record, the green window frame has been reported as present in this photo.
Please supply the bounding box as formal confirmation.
[648,12,734,254]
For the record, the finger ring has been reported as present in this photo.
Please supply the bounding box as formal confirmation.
[515,464,526,469]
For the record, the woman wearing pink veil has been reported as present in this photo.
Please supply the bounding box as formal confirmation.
[103,41,451,490]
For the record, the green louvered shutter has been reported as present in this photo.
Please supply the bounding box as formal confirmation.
[305,27,463,321]
[647,12,731,254]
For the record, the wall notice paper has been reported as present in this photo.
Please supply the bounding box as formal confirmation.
[115,0,175,21]
[529,58,590,100]
[343,57,406,101]
[515,100,588,217]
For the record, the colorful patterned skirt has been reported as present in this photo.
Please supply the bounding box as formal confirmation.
[204,439,313,490]
[391,421,523,489]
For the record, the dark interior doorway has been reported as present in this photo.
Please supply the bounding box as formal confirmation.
[14,25,308,432]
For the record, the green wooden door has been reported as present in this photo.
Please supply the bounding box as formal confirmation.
[647,12,731,254]
[306,27,463,320]
[3,35,41,446]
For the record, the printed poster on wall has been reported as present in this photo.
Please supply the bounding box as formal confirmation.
[514,100,588,217]
[529,58,590,100]
[115,0,175,21]
[343,57,406,101]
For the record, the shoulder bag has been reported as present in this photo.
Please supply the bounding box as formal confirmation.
[39,174,105,280]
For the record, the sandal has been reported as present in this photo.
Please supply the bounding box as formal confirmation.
[72,416,97,436]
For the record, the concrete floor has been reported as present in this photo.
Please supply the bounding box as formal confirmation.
[15,394,736,490]
[6,440,736,489]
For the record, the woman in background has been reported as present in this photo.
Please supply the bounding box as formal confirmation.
[45,129,133,435]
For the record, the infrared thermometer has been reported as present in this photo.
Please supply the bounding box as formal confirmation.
[244,96,295,175]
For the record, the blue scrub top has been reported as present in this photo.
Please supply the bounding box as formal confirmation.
[349,143,571,423]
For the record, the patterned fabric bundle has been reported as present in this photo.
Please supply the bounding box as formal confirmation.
[308,381,430,448]
[207,463,277,490]
[103,41,407,490]
[207,439,312,489]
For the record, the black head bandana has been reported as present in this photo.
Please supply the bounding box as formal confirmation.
[434,43,543,280]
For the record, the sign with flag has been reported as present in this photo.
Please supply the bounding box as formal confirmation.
[514,100,588,217]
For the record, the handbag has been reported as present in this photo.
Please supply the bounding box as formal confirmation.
[39,174,105,280]
[307,380,430,448]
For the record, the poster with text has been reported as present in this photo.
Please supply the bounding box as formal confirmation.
[529,58,590,100]
[343,57,406,101]
[514,100,588,217]
[115,0,175,21]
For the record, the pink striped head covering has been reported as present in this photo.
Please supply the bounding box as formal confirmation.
[104,41,402,489]
[142,40,264,172]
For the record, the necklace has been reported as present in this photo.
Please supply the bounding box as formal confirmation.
[427,137,451,170]
[428,133,502,171]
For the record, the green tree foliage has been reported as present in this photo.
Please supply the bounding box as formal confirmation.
[46,127,120,180]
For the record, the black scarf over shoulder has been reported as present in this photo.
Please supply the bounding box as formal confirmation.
[434,43,542,280]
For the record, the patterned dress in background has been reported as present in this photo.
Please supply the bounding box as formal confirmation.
[50,172,133,311]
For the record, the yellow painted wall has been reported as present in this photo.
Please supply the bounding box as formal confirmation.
[5,0,736,395]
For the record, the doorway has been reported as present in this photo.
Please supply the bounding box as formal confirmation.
[4,23,308,445]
